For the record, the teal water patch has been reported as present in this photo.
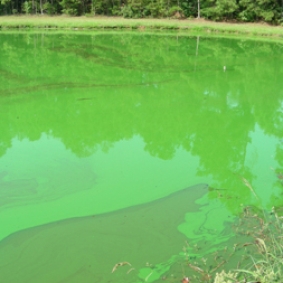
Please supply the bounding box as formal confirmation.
[244,123,282,207]
[0,134,96,210]
[178,195,235,259]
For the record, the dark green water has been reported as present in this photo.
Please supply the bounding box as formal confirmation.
[0,32,283,282]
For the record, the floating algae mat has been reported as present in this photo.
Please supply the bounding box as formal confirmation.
[0,184,208,282]
[0,32,283,282]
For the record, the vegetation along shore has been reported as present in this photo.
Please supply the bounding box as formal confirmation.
[0,16,283,39]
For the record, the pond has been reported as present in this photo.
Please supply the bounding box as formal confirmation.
[0,31,282,282]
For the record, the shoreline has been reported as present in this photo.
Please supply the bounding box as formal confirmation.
[0,16,283,39]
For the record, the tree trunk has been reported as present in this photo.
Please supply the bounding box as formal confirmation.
[40,0,43,14]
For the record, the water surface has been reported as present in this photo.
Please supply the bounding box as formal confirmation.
[0,32,283,282]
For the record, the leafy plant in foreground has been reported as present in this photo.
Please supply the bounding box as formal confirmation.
[223,177,283,283]
[180,205,283,283]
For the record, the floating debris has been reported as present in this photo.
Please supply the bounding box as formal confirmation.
[111,261,131,273]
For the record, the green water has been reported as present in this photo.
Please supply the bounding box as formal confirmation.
[0,32,283,282]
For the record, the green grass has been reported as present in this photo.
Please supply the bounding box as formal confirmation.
[214,206,283,283]
[176,205,283,283]
[0,15,283,40]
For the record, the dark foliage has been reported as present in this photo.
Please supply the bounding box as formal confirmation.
[0,0,283,23]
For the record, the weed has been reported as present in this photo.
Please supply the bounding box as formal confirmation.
[163,180,283,283]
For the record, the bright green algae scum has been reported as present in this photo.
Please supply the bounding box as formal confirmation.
[0,32,283,282]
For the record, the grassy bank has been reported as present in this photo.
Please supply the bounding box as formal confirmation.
[0,15,283,38]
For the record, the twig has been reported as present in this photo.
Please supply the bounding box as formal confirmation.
[145,271,153,282]
[111,261,131,273]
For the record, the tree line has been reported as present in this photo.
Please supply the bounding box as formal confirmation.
[0,0,283,23]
